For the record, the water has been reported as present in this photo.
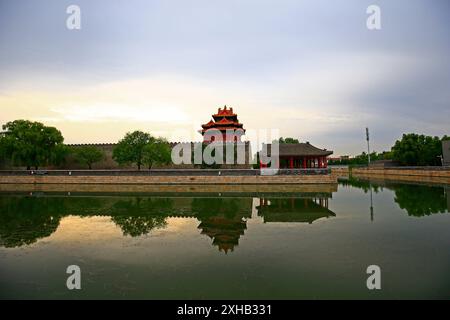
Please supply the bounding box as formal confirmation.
[0,180,449,299]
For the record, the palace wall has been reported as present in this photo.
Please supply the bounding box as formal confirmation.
[351,167,450,185]
[0,173,338,185]
[1,142,253,170]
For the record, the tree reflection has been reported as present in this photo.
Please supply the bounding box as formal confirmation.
[393,184,448,217]
[340,177,382,193]
[108,198,172,236]
[0,196,62,248]
[111,215,167,237]
[342,178,449,217]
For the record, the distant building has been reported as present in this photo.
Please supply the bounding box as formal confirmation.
[328,155,349,162]
[443,140,450,166]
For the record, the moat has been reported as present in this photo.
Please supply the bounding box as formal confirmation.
[0,179,449,299]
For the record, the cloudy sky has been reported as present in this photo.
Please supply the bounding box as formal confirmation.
[0,0,449,155]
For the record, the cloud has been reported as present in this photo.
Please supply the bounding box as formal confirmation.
[47,104,190,124]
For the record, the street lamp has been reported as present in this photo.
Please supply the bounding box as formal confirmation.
[366,127,371,166]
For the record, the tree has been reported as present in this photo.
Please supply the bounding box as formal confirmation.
[73,146,105,169]
[1,120,65,170]
[0,135,7,168]
[391,133,442,166]
[278,137,299,144]
[113,131,153,170]
[142,137,172,169]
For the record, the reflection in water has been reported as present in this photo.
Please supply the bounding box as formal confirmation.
[0,197,63,248]
[342,178,450,217]
[109,198,173,236]
[257,198,335,223]
[447,187,450,212]
[393,184,448,217]
[192,198,252,253]
[0,193,334,252]
[2,183,450,299]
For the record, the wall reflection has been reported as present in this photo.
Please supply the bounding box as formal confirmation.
[0,193,334,252]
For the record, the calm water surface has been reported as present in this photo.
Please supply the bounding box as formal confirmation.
[1,179,449,299]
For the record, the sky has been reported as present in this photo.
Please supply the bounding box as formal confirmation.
[0,0,449,156]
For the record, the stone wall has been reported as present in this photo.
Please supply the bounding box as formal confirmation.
[0,173,337,185]
[0,183,338,194]
[330,167,349,178]
[351,167,450,185]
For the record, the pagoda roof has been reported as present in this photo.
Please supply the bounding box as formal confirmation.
[200,105,246,137]
[213,105,237,117]
[215,117,241,125]
[201,120,215,129]
[263,143,333,157]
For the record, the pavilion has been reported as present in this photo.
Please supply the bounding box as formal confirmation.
[260,142,333,169]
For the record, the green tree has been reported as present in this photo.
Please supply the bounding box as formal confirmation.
[1,120,65,170]
[142,137,172,169]
[278,137,299,144]
[0,136,7,168]
[73,146,105,169]
[391,133,442,166]
[113,131,153,170]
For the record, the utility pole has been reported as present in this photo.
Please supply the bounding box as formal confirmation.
[366,127,371,166]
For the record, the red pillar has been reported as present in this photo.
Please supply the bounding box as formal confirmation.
[289,157,294,169]
[303,157,306,169]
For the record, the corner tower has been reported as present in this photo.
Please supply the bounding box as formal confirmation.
[200,105,245,143]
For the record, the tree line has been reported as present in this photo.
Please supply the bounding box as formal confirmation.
[1,120,448,169]
[0,120,171,170]
[329,133,450,166]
